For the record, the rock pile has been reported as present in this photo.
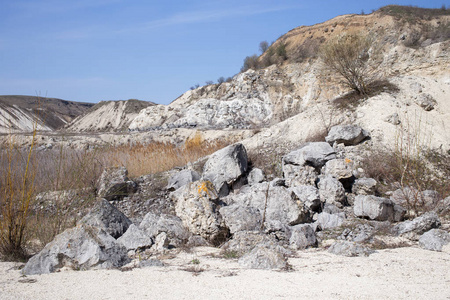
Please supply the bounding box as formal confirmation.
[24,125,448,273]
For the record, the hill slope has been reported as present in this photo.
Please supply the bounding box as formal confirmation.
[65,99,155,132]
[0,95,94,133]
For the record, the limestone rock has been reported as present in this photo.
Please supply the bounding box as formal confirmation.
[22,226,130,275]
[219,204,262,234]
[314,212,345,231]
[117,224,153,251]
[79,199,132,239]
[290,185,322,212]
[167,169,200,191]
[202,143,248,196]
[317,175,346,208]
[322,159,354,181]
[328,241,374,257]
[247,168,265,185]
[392,212,441,239]
[289,224,317,249]
[221,231,279,255]
[171,180,229,244]
[283,165,318,187]
[325,125,370,146]
[97,167,137,201]
[238,245,287,270]
[352,178,377,195]
[139,212,190,247]
[419,229,450,251]
[283,142,336,169]
[414,93,437,111]
[354,195,401,222]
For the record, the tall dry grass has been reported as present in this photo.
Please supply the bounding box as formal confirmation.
[1,130,233,259]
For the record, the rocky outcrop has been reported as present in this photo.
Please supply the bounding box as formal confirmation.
[202,143,248,196]
[354,195,404,222]
[392,212,441,239]
[139,212,190,247]
[171,181,229,245]
[419,229,450,251]
[325,125,370,146]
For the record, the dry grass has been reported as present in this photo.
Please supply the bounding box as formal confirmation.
[103,132,232,178]
[0,131,233,259]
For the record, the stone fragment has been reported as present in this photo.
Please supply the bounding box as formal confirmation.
[419,229,450,251]
[97,167,137,201]
[167,169,200,191]
[325,125,370,146]
[354,195,400,222]
[117,224,153,251]
[328,241,374,257]
[289,224,317,249]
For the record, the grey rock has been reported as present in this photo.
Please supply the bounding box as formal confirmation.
[153,232,169,251]
[328,241,374,257]
[354,195,400,222]
[171,181,229,245]
[314,212,345,231]
[325,125,370,146]
[283,165,318,187]
[392,212,441,239]
[139,259,165,268]
[352,178,377,195]
[117,224,153,251]
[384,113,401,125]
[238,245,287,270]
[289,224,317,249]
[247,168,265,185]
[139,212,190,247]
[414,93,437,111]
[22,226,130,275]
[283,142,336,169]
[322,203,343,215]
[219,204,262,234]
[290,185,322,212]
[227,182,312,227]
[339,224,374,243]
[97,167,137,201]
[167,169,200,191]
[419,229,450,251]
[79,199,132,239]
[322,159,354,181]
[202,143,248,196]
[318,175,346,208]
[221,231,278,255]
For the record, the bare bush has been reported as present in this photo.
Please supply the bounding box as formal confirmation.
[320,32,381,96]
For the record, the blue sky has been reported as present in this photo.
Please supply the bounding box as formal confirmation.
[0,0,447,104]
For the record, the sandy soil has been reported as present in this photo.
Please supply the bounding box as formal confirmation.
[1,245,449,300]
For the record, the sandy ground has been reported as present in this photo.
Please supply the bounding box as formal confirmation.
[0,246,449,300]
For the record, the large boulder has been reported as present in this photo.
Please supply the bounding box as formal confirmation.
[79,199,132,239]
[354,195,404,222]
[97,167,137,201]
[419,229,450,251]
[166,169,200,191]
[322,159,354,181]
[139,212,190,247]
[328,241,374,257]
[171,180,229,244]
[238,245,287,270]
[314,212,345,231]
[325,125,370,146]
[221,231,279,256]
[202,143,248,196]
[352,178,377,195]
[317,175,346,208]
[282,142,336,170]
[289,224,317,249]
[117,224,153,251]
[283,165,318,187]
[22,226,130,275]
[226,181,312,228]
[290,185,322,212]
[392,212,441,239]
[219,204,262,234]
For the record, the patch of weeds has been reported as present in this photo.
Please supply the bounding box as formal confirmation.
[191,258,200,265]
[222,250,240,259]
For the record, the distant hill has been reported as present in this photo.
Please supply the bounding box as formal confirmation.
[65,99,156,132]
[0,95,94,133]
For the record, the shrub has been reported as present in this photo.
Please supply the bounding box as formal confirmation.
[217,77,225,84]
[0,132,37,260]
[241,54,259,72]
[259,41,269,53]
[320,32,381,96]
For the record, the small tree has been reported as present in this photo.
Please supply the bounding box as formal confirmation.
[320,33,380,96]
[259,41,269,53]
[241,54,259,72]
[217,77,225,84]
[205,80,214,85]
